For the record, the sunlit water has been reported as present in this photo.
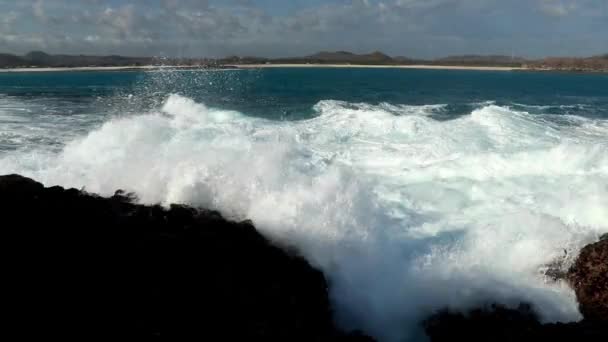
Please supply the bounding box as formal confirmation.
[1,68,607,341]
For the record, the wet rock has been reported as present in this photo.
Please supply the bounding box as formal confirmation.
[423,238,608,341]
[0,174,371,341]
[423,303,539,342]
[568,239,608,322]
[423,303,608,341]
[541,249,570,281]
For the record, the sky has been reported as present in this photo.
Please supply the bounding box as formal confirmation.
[0,0,606,59]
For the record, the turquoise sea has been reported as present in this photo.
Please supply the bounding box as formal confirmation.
[1,68,607,341]
[1,69,607,153]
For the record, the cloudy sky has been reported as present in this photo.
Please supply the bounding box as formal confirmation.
[0,0,606,58]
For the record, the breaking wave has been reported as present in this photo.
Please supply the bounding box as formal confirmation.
[1,94,607,341]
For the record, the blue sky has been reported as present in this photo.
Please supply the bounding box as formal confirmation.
[0,0,606,58]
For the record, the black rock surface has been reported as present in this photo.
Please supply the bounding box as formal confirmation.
[423,238,608,342]
[0,174,372,341]
[567,239,608,323]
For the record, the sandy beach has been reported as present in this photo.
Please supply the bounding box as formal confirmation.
[0,66,159,73]
[0,64,526,73]
[0,65,233,73]
[236,64,526,71]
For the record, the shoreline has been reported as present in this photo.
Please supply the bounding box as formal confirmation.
[0,65,237,73]
[0,66,156,73]
[2,64,605,73]
[236,64,526,71]
[0,64,525,73]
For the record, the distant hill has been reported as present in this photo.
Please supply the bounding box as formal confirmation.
[0,52,154,68]
[234,51,527,67]
[0,52,231,69]
[435,55,527,67]
[222,51,608,71]
[24,51,53,63]
[0,53,25,67]
[237,51,402,65]
[305,51,394,64]
[532,55,608,72]
[307,51,357,61]
[1,50,607,72]
[393,56,416,64]
[218,55,269,64]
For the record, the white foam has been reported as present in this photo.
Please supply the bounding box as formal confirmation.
[1,94,606,341]
[313,100,447,118]
[0,96,105,153]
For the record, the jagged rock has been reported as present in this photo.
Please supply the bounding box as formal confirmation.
[0,174,372,341]
[423,303,540,342]
[423,303,608,341]
[541,249,570,281]
[568,239,608,322]
[423,238,608,341]
[600,233,608,241]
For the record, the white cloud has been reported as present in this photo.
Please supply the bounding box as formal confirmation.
[0,0,605,58]
[32,0,46,20]
[85,35,100,42]
[539,0,577,17]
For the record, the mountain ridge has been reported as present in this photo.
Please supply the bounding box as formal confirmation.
[1,50,607,71]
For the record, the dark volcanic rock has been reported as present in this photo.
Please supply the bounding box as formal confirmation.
[0,175,371,341]
[423,304,608,342]
[541,249,570,281]
[423,238,608,341]
[424,303,539,341]
[568,239,608,322]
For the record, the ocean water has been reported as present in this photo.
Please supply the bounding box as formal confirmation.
[1,68,607,341]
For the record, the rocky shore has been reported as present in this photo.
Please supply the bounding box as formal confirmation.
[0,174,605,340]
[0,175,370,340]
[424,238,607,341]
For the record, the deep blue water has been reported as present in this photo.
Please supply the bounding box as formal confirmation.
[2,68,606,153]
[1,68,607,120]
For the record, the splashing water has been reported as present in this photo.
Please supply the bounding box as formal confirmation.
[1,93,607,341]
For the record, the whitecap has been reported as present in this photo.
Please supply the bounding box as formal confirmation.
[1,95,606,341]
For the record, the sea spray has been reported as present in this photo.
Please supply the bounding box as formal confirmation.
[1,94,607,341]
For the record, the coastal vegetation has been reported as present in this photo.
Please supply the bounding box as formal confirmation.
[2,51,608,72]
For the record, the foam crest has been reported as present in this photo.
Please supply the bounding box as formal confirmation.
[314,99,447,117]
[1,95,606,341]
